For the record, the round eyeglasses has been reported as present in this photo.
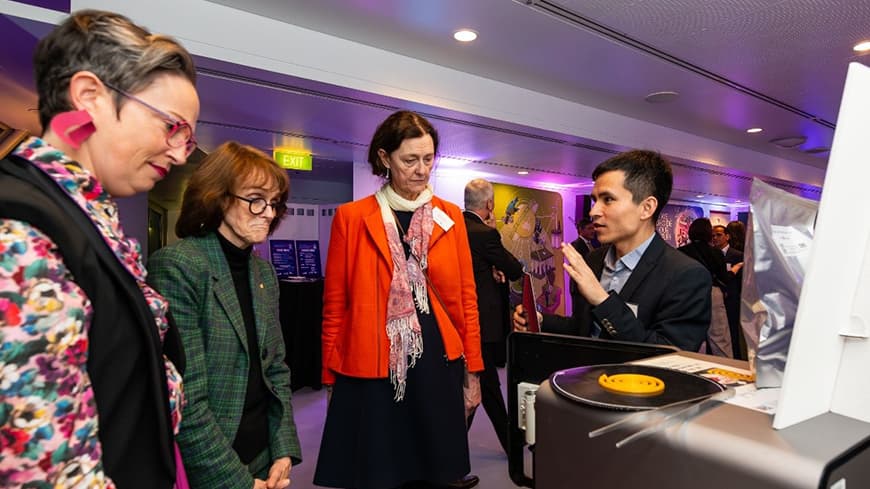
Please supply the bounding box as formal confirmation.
[230,194,287,215]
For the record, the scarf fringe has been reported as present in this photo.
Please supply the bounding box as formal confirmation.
[387,316,424,401]
[412,280,429,314]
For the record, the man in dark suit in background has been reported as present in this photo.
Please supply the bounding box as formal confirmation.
[569,218,598,303]
[464,178,523,455]
[513,150,711,352]
[713,224,746,359]
[571,218,597,257]
[712,224,744,267]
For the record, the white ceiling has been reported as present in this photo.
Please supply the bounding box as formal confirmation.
[4,0,869,206]
[210,0,869,167]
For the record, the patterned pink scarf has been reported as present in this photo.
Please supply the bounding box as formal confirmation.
[375,184,434,401]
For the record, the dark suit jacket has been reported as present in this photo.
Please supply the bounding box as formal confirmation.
[464,211,524,343]
[569,237,593,297]
[571,237,592,257]
[545,233,711,352]
[724,246,743,266]
[722,246,744,310]
[677,241,730,290]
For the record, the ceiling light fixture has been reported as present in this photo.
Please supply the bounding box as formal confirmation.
[769,136,807,148]
[453,29,478,42]
[746,127,763,134]
[517,170,529,175]
[853,41,870,52]
[695,194,704,198]
[644,91,680,103]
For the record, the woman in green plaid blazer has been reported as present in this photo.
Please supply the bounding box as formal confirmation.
[149,142,301,489]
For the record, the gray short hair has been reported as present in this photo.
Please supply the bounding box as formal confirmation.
[34,9,196,129]
[464,178,494,211]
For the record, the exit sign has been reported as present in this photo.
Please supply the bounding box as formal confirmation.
[274,150,312,171]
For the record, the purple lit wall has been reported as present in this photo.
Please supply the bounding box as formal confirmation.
[13,0,69,12]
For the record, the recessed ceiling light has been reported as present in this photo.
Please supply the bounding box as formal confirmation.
[453,29,478,42]
[853,41,870,52]
[695,194,704,198]
[644,91,680,103]
[517,170,529,175]
[746,127,763,134]
[736,200,743,203]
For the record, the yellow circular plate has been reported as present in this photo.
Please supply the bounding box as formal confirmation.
[598,373,665,396]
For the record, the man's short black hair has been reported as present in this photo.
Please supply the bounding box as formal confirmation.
[592,150,673,222]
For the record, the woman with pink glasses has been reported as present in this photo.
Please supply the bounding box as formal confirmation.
[0,9,199,489]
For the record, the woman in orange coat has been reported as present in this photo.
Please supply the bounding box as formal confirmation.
[314,111,483,489]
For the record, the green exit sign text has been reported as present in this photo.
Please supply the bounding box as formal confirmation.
[274,150,313,171]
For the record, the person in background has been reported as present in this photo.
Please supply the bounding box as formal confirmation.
[571,218,598,257]
[463,178,523,456]
[726,220,747,253]
[712,224,743,267]
[513,150,711,352]
[315,110,483,489]
[0,10,198,488]
[723,221,747,359]
[678,218,732,357]
[148,142,301,489]
[569,217,598,304]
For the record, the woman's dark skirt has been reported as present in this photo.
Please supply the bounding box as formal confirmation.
[313,313,470,489]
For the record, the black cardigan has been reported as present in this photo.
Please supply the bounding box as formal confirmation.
[0,154,184,489]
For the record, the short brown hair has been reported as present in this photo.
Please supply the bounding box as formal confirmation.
[367,110,439,177]
[176,141,289,238]
[34,10,196,129]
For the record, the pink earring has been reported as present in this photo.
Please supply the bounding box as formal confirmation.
[50,109,96,149]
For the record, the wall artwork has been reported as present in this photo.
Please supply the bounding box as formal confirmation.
[492,183,565,316]
[656,204,704,248]
[709,210,731,228]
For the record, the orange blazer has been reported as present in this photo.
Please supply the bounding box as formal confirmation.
[321,194,483,384]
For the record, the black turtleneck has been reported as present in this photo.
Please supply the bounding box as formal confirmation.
[216,231,269,464]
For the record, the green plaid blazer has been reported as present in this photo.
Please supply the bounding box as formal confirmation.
[148,233,301,489]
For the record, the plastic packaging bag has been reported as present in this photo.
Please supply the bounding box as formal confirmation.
[742,179,818,388]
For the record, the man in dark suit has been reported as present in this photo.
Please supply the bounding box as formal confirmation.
[514,150,711,352]
[571,218,597,257]
[569,218,598,301]
[463,178,524,455]
[713,224,746,359]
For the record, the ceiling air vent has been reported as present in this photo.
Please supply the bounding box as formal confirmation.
[769,136,807,149]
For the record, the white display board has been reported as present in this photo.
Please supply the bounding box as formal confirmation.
[774,62,870,429]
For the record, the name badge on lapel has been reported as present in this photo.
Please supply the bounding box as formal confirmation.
[432,207,454,231]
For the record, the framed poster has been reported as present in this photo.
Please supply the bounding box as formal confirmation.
[709,210,731,228]
[269,240,298,280]
[296,240,323,278]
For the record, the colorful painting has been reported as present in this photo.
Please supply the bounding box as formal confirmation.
[492,183,565,315]
[656,204,704,248]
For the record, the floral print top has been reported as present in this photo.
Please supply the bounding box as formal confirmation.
[0,137,184,488]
